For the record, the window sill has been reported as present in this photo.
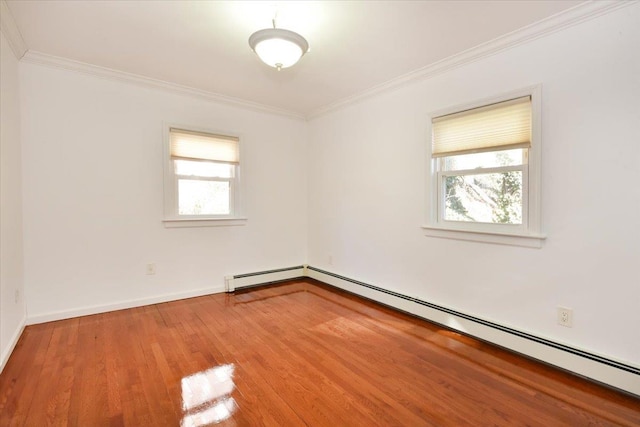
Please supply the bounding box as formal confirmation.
[163,217,247,228]
[421,225,546,248]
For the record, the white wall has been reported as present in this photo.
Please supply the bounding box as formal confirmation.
[0,31,27,370]
[20,63,308,320]
[7,1,639,387]
[307,5,640,366]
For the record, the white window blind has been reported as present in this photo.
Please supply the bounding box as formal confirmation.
[170,128,239,164]
[432,96,531,158]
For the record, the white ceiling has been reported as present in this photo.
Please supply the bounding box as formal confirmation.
[5,0,585,116]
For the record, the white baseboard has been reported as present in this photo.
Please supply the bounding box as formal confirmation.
[0,314,26,374]
[225,265,305,292]
[10,265,639,397]
[306,266,640,397]
[26,285,226,325]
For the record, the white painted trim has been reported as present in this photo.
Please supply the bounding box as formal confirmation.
[162,122,246,226]
[20,51,306,121]
[307,1,636,120]
[9,2,634,120]
[226,267,305,292]
[8,263,638,397]
[163,218,248,228]
[224,276,234,292]
[424,85,543,247]
[306,267,640,397]
[0,314,26,374]
[26,285,226,325]
[0,0,28,59]
[421,225,546,248]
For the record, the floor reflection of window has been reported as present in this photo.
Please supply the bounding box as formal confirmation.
[181,364,237,426]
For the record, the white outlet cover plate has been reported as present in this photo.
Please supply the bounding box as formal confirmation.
[557,306,573,327]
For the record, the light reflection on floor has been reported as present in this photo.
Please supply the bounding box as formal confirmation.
[181,364,237,426]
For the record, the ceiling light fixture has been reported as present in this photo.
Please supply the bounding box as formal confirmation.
[249,19,309,71]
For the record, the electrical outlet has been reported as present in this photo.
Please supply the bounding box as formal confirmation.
[557,307,573,327]
[146,263,156,275]
[328,254,333,265]
[14,289,20,303]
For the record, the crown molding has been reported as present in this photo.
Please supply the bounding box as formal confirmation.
[20,51,306,121]
[0,0,27,59]
[307,0,637,120]
[7,1,635,121]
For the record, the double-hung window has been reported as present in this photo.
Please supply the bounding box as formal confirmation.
[163,127,244,227]
[425,87,543,247]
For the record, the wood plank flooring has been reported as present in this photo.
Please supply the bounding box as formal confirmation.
[1,279,639,426]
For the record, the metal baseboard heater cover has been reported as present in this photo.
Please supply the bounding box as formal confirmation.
[226,264,640,397]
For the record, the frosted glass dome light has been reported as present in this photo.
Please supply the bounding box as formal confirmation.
[249,28,309,71]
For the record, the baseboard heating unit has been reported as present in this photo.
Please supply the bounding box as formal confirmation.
[227,264,640,397]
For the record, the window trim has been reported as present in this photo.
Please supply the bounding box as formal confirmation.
[423,85,545,247]
[162,123,246,228]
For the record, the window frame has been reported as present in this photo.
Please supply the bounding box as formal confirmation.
[423,86,545,247]
[162,123,246,228]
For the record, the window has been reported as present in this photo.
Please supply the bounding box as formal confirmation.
[163,126,245,227]
[424,87,544,247]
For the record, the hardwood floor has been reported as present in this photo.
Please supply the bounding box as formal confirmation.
[1,280,638,426]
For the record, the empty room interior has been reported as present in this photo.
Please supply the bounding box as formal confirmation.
[1,1,639,425]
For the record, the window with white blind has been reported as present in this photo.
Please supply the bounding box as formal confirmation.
[163,126,245,227]
[424,87,544,247]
